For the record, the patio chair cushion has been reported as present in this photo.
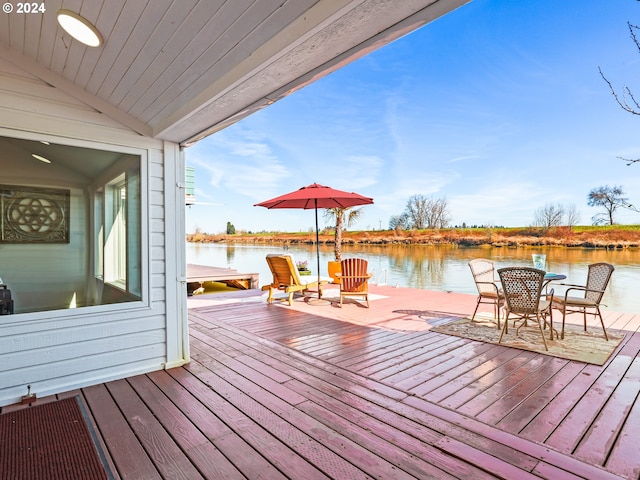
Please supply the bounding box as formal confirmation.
[552,296,597,308]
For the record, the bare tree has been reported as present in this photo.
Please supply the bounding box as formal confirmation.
[404,194,430,229]
[425,197,450,229]
[587,185,628,225]
[389,213,411,230]
[599,22,640,165]
[401,194,450,229]
[533,203,565,229]
[564,203,580,229]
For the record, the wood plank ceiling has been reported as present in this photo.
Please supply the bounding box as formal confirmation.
[0,0,469,146]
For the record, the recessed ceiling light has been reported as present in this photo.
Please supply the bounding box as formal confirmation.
[32,154,51,164]
[56,10,102,47]
[40,140,50,145]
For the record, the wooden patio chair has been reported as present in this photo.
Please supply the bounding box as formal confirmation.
[498,267,554,351]
[551,262,614,340]
[335,258,372,308]
[468,259,504,328]
[262,254,325,306]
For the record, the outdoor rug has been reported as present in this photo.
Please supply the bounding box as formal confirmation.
[431,312,625,366]
[0,396,112,480]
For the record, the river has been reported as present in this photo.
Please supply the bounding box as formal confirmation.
[186,243,640,313]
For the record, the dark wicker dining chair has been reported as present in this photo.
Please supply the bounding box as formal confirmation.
[551,262,614,340]
[468,259,504,328]
[498,267,553,351]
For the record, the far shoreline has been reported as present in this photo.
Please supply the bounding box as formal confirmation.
[187,225,640,249]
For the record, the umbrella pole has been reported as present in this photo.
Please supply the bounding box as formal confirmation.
[315,200,320,298]
[308,200,329,305]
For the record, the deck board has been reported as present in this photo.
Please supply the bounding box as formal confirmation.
[544,332,640,454]
[494,359,586,433]
[148,369,290,480]
[602,380,640,479]
[180,285,636,479]
[167,364,332,480]
[106,378,206,480]
[420,346,525,402]
[203,315,540,479]
[182,359,375,480]
[572,355,640,464]
[387,340,498,390]
[475,356,570,424]
[4,285,636,479]
[83,383,161,480]
[127,374,243,479]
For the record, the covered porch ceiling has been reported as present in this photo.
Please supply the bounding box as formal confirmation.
[0,0,469,147]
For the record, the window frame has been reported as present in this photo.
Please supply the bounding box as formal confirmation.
[0,129,151,321]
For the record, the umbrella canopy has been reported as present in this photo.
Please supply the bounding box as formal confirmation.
[255,183,373,210]
[255,183,373,303]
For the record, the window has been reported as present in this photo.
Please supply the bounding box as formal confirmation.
[0,135,143,313]
[95,163,141,301]
[104,174,127,286]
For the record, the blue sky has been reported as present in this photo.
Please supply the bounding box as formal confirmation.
[186,0,640,234]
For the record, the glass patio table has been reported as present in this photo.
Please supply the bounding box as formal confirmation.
[543,273,566,290]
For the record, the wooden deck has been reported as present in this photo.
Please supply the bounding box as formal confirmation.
[3,285,638,479]
[187,263,260,292]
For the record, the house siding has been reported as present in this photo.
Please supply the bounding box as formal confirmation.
[0,59,186,406]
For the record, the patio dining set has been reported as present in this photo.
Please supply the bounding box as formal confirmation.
[468,257,615,351]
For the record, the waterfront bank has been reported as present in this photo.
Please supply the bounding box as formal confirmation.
[187,225,640,249]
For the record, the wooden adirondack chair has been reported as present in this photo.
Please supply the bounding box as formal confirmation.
[262,254,325,306]
[335,258,372,308]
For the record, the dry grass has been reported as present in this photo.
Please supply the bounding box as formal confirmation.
[187,226,640,249]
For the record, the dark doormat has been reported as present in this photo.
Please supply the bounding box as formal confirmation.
[0,396,112,480]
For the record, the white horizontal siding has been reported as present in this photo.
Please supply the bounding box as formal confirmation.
[0,61,184,406]
[2,328,166,376]
[4,346,167,405]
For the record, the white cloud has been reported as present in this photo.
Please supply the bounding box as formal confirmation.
[448,182,545,226]
[187,128,294,202]
[332,155,383,191]
[447,154,483,164]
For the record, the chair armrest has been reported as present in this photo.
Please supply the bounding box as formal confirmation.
[561,285,606,300]
[337,273,372,280]
[475,281,502,293]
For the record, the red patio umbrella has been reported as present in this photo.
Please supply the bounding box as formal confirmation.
[255,183,374,302]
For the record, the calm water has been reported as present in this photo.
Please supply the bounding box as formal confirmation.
[187,243,640,313]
